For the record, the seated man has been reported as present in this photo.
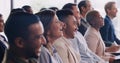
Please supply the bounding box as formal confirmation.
[84,10,119,63]
[62,2,104,63]
[4,12,46,63]
[54,9,80,63]
[100,1,120,47]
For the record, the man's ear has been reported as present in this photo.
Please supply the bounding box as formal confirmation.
[107,9,111,14]
[47,30,50,36]
[63,23,66,29]
[14,37,25,48]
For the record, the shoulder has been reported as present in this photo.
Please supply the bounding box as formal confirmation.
[84,27,99,41]
[104,16,111,24]
[40,46,50,55]
[53,37,66,46]
[85,27,98,37]
[53,37,70,51]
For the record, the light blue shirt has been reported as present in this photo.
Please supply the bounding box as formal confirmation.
[69,31,104,63]
[39,46,63,63]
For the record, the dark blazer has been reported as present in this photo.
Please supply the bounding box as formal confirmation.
[100,15,120,47]
[78,19,89,36]
[0,35,8,63]
[0,40,6,63]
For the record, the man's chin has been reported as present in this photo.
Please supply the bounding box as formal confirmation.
[31,55,39,59]
[27,53,39,59]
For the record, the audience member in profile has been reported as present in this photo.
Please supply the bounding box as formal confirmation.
[84,10,119,63]
[78,0,93,35]
[4,12,45,63]
[62,3,104,63]
[100,1,120,47]
[55,9,80,63]
[36,9,63,63]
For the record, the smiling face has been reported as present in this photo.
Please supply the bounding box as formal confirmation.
[47,15,63,39]
[85,1,92,13]
[24,22,46,58]
[108,4,118,18]
[94,13,104,28]
[64,15,78,38]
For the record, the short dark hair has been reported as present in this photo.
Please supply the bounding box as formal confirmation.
[62,3,77,11]
[35,10,55,42]
[78,0,87,14]
[40,8,47,12]
[86,10,99,25]
[56,9,73,23]
[22,5,31,12]
[49,7,59,11]
[4,12,40,45]
[10,8,25,14]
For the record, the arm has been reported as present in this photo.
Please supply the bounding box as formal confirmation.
[114,34,120,45]
[104,41,113,47]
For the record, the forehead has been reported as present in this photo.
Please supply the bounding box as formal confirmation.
[96,12,100,16]
[111,4,117,9]
[28,22,44,34]
[52,15,58,20]
[94,12,101,18]
[72,6,79,11]
[67,15,76,22]
[86,1,91,6]
[50,15,58,24]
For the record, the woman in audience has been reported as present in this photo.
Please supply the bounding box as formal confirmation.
[35,9,63,63]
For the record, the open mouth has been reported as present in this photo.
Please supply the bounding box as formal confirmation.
[75,28,78,32]
[60,28,63,31]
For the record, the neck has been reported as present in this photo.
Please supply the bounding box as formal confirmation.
[81,12,86,18]
[63,31,72,39]
[47,36,59,45]
[92,26,99,31]
[107,14,114,19]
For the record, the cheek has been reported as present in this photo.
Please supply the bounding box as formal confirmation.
[111,10,117,14]
[99,20,104,26]
[28,40,41,50]
[52,25,60,33]
[67,25,74,33]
